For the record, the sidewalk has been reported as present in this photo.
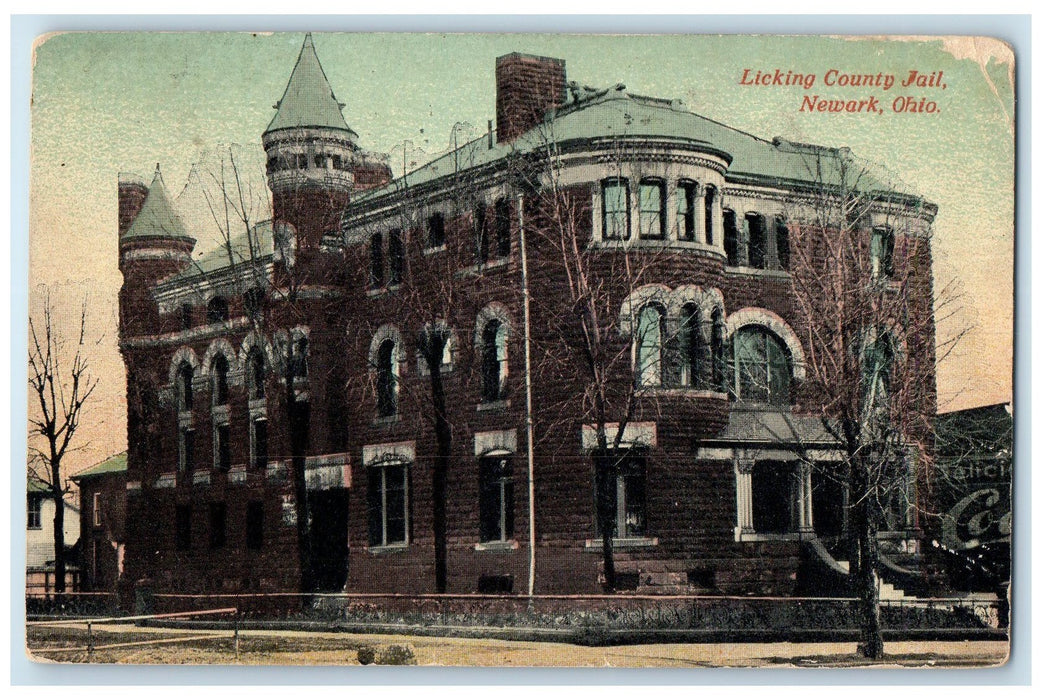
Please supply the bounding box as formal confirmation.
[29,623,1009,667]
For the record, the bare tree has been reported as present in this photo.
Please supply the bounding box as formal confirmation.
[784,146,943,658]
[28,290,99,594]
[187,142,343,595]
[507,121,686,592]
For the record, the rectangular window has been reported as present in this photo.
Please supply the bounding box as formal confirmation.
[723,209,740,266]
[175,504,192,551]
[638,179,665,239]
[752,461,797,533]
[388,228,404,285]
[494,198,511,258]
[27,493,42,529]
[252,418,268,471]
[479,456,514,542]
[93,492,102,527]
[178,427,195,472]
[369,232,384,288]
[427,212,445,249]
[215,423,231,472]
[367,463,409,547]
[677,181,696,241]
[747,213,768,269]
[703,186,716,246]
[474,204,489,264]
[209,502,227,549]
[871,227,895,278]
[775,217,790,270]
[246,501,264,550]
[594,453,647,539]
[601,178,630,240]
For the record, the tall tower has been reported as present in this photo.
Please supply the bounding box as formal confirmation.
[262,33,390,250]
[118,165,196,339]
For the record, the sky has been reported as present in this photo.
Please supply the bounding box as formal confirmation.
[27,31,1015,474]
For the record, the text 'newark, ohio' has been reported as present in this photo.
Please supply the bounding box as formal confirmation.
[738,68,948,114]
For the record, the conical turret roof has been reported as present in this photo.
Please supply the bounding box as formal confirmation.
[264,33,357,137]
[123,165,193,241]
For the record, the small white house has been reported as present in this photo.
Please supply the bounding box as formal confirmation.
[26,478,80,594]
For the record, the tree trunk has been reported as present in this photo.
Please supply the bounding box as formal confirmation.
[429,362,451,594]
[288,394,314,596]
[594,450,616,592]
[50,480,66,594]
[850,457,884,659]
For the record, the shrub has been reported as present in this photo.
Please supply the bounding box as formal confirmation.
[356,644,376,665]
[377,644,417,665]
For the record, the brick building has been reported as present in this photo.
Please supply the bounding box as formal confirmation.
[118,35,939,599]
[71,453,128,594]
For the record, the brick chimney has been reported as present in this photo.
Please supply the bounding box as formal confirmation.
[495,53,567,144]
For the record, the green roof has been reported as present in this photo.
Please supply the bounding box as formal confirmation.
[72,452,128,481]
[122,167,193,242]
[28,476,49,493]
[163,220,274,285]
[353,87,895,205]
[265,33,356,137]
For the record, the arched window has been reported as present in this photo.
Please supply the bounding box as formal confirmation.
[247,347,266,400]
[703,185,716,246]
[733,326,792,405]
[677,304,703,387]
[176,362,194,412]
[634,305,664,387]
[376,338,399,417]
[207,297,229,324]
[211,354,229,406]
[481,319,507,402]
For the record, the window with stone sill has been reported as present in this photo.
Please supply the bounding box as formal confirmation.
[494,198,511,258]
[370,231,384,289]
[214,422,231,473]
[731,325,792,406]
[178,427,195,473]
[251,418,268,471]
[376,338,399,418]
[427,212,446,249]
[593,452,648,540]
[871,226,896,279]
[480,319,508,403]
[474,204,490,265]
[634,304,665,388]
[247,348,266,400]
[638,179,666,240]
[388,228,405,285]
[601,178,630,241]
[751,461,798,534]
[176,362,194,412]
[677,180,698,241]
[367,462,410,547]
[703,185,717,246]
[479,455,514,543]
[211,354,229,407]
[27,493,42,530]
